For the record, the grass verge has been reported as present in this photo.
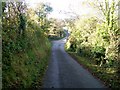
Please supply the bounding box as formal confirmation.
[48,31,66,40]
[68,52,120,88]
[2,30,51,89]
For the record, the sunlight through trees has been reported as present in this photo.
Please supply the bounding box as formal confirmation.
[2,0,120,89]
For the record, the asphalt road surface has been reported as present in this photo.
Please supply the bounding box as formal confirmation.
[43,31,106,88]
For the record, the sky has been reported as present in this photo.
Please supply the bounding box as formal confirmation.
[25,0,97,19]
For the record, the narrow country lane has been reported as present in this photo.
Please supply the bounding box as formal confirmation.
[43,32,106,88]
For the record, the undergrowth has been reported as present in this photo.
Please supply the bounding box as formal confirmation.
[68,52,120,88]
[2,30,51,89]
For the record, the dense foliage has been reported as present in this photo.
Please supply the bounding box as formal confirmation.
[2,2,52,88]
[65,0,120,88]
[47,18,66,40]
[2,0,120,89]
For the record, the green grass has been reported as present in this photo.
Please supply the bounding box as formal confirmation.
[68,52,120,88]
[2,30,51,89]
[48,31,66,40]
[48,36,63,40]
